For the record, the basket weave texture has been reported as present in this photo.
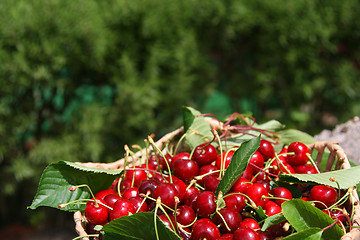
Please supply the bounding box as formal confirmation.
[73,125,360,240]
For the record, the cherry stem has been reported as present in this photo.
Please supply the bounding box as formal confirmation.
[215,209,232,232]
[322,218,340,232]
[154,198,161,240]
[306,153,321,173]
[328,192,350,210]
[174,132,188,155]
[148,135,173,184]
[139,193,175,212]
[72,184,99,207]
[222,192,256,208]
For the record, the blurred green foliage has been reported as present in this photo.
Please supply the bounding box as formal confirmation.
[0,0,359,227]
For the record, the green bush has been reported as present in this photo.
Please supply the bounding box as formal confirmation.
[0,0,359,227]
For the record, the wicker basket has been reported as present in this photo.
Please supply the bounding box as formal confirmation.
[73,124,360,240]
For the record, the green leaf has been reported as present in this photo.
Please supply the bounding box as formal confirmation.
[102,212,181,240]
[277,129,316,145]
[254,119,285,132]
[279,166,360,189]
[182,106,212,149]
[261,213,286,231]
[29,161,121,211]
[282,199,343,240]
[281,228,323,240]
[215,136,260,196]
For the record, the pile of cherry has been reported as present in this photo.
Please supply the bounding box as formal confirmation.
[82,140,346,240]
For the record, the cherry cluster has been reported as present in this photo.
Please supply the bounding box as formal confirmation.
[80,140,346,240]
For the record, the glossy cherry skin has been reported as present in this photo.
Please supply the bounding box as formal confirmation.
[195,191,217,218]
[310,185,338,209]
[129,196,147,212]
[192,143,218,166]
[240,218,260,231]
[216,150,235,170]
[286,142,310,166]
[248,151,265,173]
[94,189,117,200]
[197,164,220,186]
[224,192,246,213]
[184,189,201,209]
[147,153,173,170]
[245,183,269,208]
[258,139,275,161]
[109,199,136,221]
[191,218,221,240]
[173,158,199,183]
[218,233,234,240]
[122,187,139,200]
[294,164,318,174]
[158,214,176,231]
[84,198,109,225]
[231,177,251,193]
[234,227,260,240]
[264,201,282,216]
[213,208,242,233]
[183,185,199,205]
[138,179,159,196]
[124,166,148,187]
[103,194,122,208]
[175,205,196,226]
[171,176,187,202]
[204,175,220,192]
[152,183,179,209]
[269,187,292,206]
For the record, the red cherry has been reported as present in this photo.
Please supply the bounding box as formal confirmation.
[310,185,338,209]
[175,205,196,226]
[184,188,201,208]
[158,214,176,231]
[192,143,218,166]
[84,199,109,225]
[129,196,147,212]
[231,177,251,193]
[204,175,220,192]
[258,139,275,161]
[240,218,260,231]
[138,179,159,196]
[122,187,139,200]
[152,183,179,209]
[286,142,310,166]
[197,164,220,186]
[103,194,122,208]
[269,187,292,206]
[195,191,217,218]
[264,201,282,216]
[216,150,235,170]
[218,233,234,239]
[183,185,199,205]
[171,176,187,202]
[147,153,173,170]
[191,218,221,240]
[234,227,260,240]
[109,199,136,221]
[224,192,246,213]
[248,151,264,173]
[124,166,147,187]
[173,158,199,182]
[245,183,269,208]
[294,164,318,174]
[94,189,116,200]
[213,208,242,233]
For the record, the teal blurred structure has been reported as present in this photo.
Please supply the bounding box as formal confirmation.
[0,0,360,231]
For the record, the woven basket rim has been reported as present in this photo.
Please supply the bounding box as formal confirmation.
[73,125,360,240]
